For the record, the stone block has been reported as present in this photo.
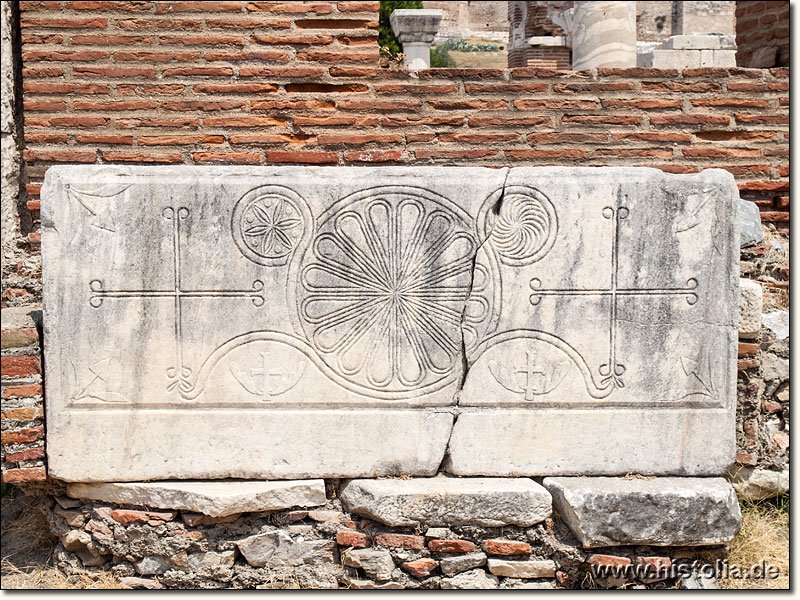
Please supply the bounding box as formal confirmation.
[662,34,721,50]
[236,530,335,568]
[440,569,499,589]
[340,548,395,581]
[543,477,742,547]
[650,48,702,68]
[712,50,737,67]
[727,466,789,500]
[738,198,763,247]
[66,480,325,517]
[762,311,789,340]
[439,552,488,575]
[42,165,505,481]
[487,559,557,578]
[450,168,738,476]
[339,476,552,527]
[738,278,763,339]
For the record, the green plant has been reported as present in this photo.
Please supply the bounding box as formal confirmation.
[430,44,456,68]
[379,0,424,57]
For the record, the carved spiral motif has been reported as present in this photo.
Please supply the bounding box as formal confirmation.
[487,186,557,266]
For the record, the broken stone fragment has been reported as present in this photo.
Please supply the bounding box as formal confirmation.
[340,548,395,582]
[439,552,488,576]
[544,477,742,547]
[401,558,438,578]
[236,529,335,568]
[487,559,557,578]
[440,568,499,589]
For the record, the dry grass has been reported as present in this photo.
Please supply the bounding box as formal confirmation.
[1,486,122,590]
[717,495,789,589]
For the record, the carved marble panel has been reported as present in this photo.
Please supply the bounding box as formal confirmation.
[42,166,738,481]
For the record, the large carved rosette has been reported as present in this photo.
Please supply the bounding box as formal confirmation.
[297,186,477,396]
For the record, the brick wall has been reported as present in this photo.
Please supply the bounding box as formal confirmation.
[735,1,789,68]
[1,307,46,483]
[0,0,791,484]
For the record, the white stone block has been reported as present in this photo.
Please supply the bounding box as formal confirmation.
[66,480,326,517]
[662,34,721,50]
[738,278,763,339]
[449,168,739,476]
[650,48,702,69]
[339,476,552,527]
[712,49,737,67]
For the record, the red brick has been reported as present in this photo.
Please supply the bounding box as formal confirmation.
[406,132,435,142]
[116,117,199,129]
[343,150,406,162]
[328,66,383,77]
[1,356,41,379]
[375,83,459,94]
[139,135,224,145]
[683,148,760,158]
[160,34,246,46]
[602,99,682,110]
[192,152,260,164]
[695,130,776,141]
[1,426,44,443]
[111,509,176,524]
[611,132,691,143]
[118,84,185,95]
[20,2,63,11]
[23,49,109,61]
[265,150,338,164]
[240,66,324,77]
[253,33,333,45]
[24,81,109,94]
[401,558,438,578]
[73,65,155,78]
[115,18,203,30]
[26,115,109,127]
[155,1,243,12]
[296,115,378,126]
[203,116,286,127]
[532,132,606,144]
[554,81,636,93]
[764,400,783,414]
[510,67,579,78]
[650,114,731,127]
[562,115,642,126]
[25,133,68,144]
[373,533,425,549]
[204,50,289,62]
[4,447,45,463]
[598,67,679,77]
[102,151,182,163]
[285,83,369,93]
[296,50,379,63]
[469,115,550,127]
[65,1,154,9]
[246,2,333,13]
[738,342,759,356]
[596,148,673,158]
[229,133,312,144]
[162,66,234,77]
[691,98,770,108]
[22,66,65,78]
[415,149,497,159]
[428,539,477,553]
[738,358,759,370]
[419,68,504,80]
[336,530,370,548]
[586,554,632,567]
[1,467,47,483]
[429,99,507,110]
[336,99,420,111]
[73,134,133,145]
[382,115,464,127]
[295,18,376,29]
[71,34,154,44]
[505,148,587,159]
[194,83,276,94]
[439,132,519,144]
[0,407,41,421]
[739,180,789,193]
[113,50,201,62]
[207,16,291,28]
[162,100,245,112]
[515,99,597,110]
[735,452,758,466]
[73,100,158,111]
[21,16,108,28]
[727,82,789,92]
[642,81,722,93]
[23,149,96,163]
[759,211,789,223]
[483,539,532,556]
[338,1,379,12]
[317,133,402,146]
[23,100,67,111]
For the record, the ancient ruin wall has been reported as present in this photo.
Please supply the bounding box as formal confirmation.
[735,1,789,68]
[0,1,790,487]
